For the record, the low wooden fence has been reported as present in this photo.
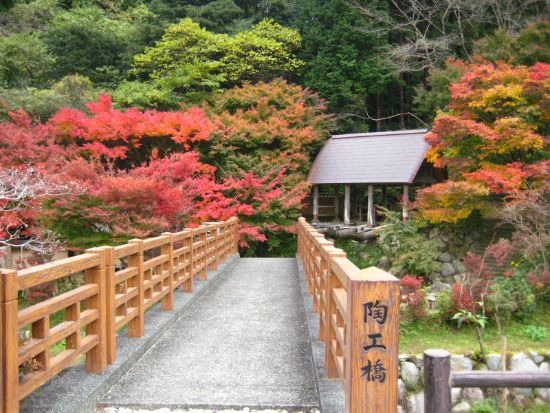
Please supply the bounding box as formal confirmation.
[297,217,400,413]
[0,218,239,413]
[424,349,550,413]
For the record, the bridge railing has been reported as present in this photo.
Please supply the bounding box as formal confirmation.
[297,217,400,413]
[0,218,239,413]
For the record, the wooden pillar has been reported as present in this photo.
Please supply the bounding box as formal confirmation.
[312,185,319,223]
[128,239,144,338]
[367,184,375,227]
[161,233,174,311]
[403,184,409,222]
[424,349,452,413]
[334,187,340,222]
[84,248,107,373]
[344,185,351,224]
[345,267,399,413]
[2,269,19,413]
[102,246,116,365]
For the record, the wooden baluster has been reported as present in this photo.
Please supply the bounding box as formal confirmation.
[161,233,174,311]
[65,303,81,351]
[345,267,399,413]
[32,317,50,371]
[320,248,345,343]
[200,229,208,280]
[2,269,19,412]
[102,246,116,364]
[128,239,144,338]
[83,248,107,373]
[184,230,193,293]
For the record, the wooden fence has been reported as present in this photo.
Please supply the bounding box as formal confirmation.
[297,217,400,413]
[424,349,550,413]
[0,218,239,413]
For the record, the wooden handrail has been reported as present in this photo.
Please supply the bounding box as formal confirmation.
[297,217,399,413]
[0,217,239,413]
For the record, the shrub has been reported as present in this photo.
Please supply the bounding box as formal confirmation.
[521,325,549,342]
[400,275,426,320]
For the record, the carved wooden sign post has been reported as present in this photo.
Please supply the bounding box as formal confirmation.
[345,267,399,413]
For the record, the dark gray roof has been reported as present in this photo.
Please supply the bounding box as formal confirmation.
[308,129,429,184]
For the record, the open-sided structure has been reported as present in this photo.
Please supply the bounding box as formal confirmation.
[308,129,436,226]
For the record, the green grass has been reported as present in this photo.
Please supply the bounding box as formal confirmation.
[400,303,550,355]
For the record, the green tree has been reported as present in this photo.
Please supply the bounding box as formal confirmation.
[0,32,54,88]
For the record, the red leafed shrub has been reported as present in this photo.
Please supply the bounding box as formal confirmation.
[451,282,476,313]
[400,275,426,319]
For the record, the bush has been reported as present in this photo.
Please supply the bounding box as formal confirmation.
[400,275,426,320]
[378,208,443,277]
[521,325,549,342]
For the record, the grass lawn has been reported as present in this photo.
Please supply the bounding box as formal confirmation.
[400,302,550,356]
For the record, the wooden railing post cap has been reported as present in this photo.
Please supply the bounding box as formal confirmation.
[1,268,18,302]
[424,349,451,358]
[85,246,108,267]
[128,238,144,253]
[327,247,346,256]
[351,266,399,282]
[161,232,174,240]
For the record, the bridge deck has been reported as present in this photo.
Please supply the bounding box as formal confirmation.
[99,258,320,411]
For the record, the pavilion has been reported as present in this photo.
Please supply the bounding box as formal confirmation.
[307,129,440,226]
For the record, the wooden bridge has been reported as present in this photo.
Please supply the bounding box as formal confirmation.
[0,217,398,413]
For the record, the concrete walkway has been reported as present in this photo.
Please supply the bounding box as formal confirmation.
[99,258,319,412]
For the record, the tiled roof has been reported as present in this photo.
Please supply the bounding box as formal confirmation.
[308,129,430,184]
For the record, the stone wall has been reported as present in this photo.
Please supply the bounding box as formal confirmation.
[397,351,550,413]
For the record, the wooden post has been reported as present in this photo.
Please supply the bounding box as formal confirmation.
[128,239,144,338]
[102,246,116,364]
[344,185,351,224]
[83,248,107,373]
[424,349,452,413]
[200,229,208,280]
[312,185,319,222]
[403,184,409,222]
[345,267,399,413]
[184,230,193,293]
[367,184,375,227]
[320,248,345,343]
[161,233,174,311]
[2,269,19,413]
[334,188,340,222]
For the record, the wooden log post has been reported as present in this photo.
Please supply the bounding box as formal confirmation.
[161,233,174,311]
[312,185,319,223]
[102,246,116,364]
[200,229,208,280]
[367,184,375,227]
[345,267,399,413]
[83,248,107,373]
[2,269,19,413]
[424,349,451,413]
[128,239,144,338]
[344,185,351,224]
[402,185,409,222]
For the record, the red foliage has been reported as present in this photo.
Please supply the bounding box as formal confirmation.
[399,275,426,319]
[451,282,476,313]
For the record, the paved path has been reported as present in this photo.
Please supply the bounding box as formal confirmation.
[100,258,319,412]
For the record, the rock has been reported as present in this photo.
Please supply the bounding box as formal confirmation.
[398,379,406,401]
[534,388,550,402]
[451,401,471,413]
[511,352,539,371]
[429,280,451,293]
[486,354,502,371]
[438,253,453,263]
[452,259,466,273]
[401,361,420,390]
[463,387,484,402]
[410,354,424,369]
[359,251,370,261]
[511,353,538,396]
[540,362,549,373]
[451,355,473,371]
[451,388,462,404]
[442,262,456,277]
[378,256,390,269]
[529,351,545,365]
[397,405,406,413]
[534,397,546,405]
[406,392,424,413]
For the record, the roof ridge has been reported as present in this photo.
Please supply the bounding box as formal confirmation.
[332,129,428,139]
